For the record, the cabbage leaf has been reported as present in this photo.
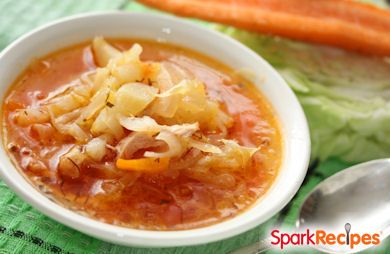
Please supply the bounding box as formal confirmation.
[218,27,390,162]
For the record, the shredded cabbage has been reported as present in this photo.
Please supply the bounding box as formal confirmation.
[14,37,259,172]
[152,79,233,132]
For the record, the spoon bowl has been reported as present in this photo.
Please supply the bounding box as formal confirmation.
[298,159,390,253]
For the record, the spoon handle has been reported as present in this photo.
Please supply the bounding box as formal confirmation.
[230,238,271,254]
[382,225,390,239]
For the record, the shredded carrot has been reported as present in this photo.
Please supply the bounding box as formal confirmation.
[116,157,170,172]
[138,0,390,56]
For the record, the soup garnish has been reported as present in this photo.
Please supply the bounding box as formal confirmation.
[2,37,281,230]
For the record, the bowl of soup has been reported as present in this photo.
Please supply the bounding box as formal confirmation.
[0,12,310,247]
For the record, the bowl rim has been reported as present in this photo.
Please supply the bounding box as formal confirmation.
[0,11,310,247]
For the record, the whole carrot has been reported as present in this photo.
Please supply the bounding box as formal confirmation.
[138,0,390,56]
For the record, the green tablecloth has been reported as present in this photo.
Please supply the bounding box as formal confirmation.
[0,1,389,253]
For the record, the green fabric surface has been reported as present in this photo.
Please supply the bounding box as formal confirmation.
[0,1,389,253]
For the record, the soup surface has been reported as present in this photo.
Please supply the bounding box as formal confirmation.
[2,38,281,230]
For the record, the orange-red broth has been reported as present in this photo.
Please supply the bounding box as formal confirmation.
[2,39,281,230]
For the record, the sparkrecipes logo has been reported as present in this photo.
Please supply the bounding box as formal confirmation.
[270,223,381,250]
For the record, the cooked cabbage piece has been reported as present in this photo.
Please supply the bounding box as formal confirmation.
[58,146,87,179]
[85,137,107,161]
[76,86,111,126]
[155,62,192,92]
[114,83,158,116]
[108,43,144,84]
[195,139,259,171]
[119,116,199,136]
[150,79,233,132]
[92,37,121,67]
[91,107,124,140]
[14,108,50,126]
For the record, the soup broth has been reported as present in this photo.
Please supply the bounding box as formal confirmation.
[2,38,281,230]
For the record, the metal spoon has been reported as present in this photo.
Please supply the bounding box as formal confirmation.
[231,159,390,254]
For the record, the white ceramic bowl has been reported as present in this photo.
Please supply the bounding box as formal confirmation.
[0,12,310,247]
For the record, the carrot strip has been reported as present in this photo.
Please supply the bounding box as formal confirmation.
[116,157,170,172]
[138,0,390,56]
